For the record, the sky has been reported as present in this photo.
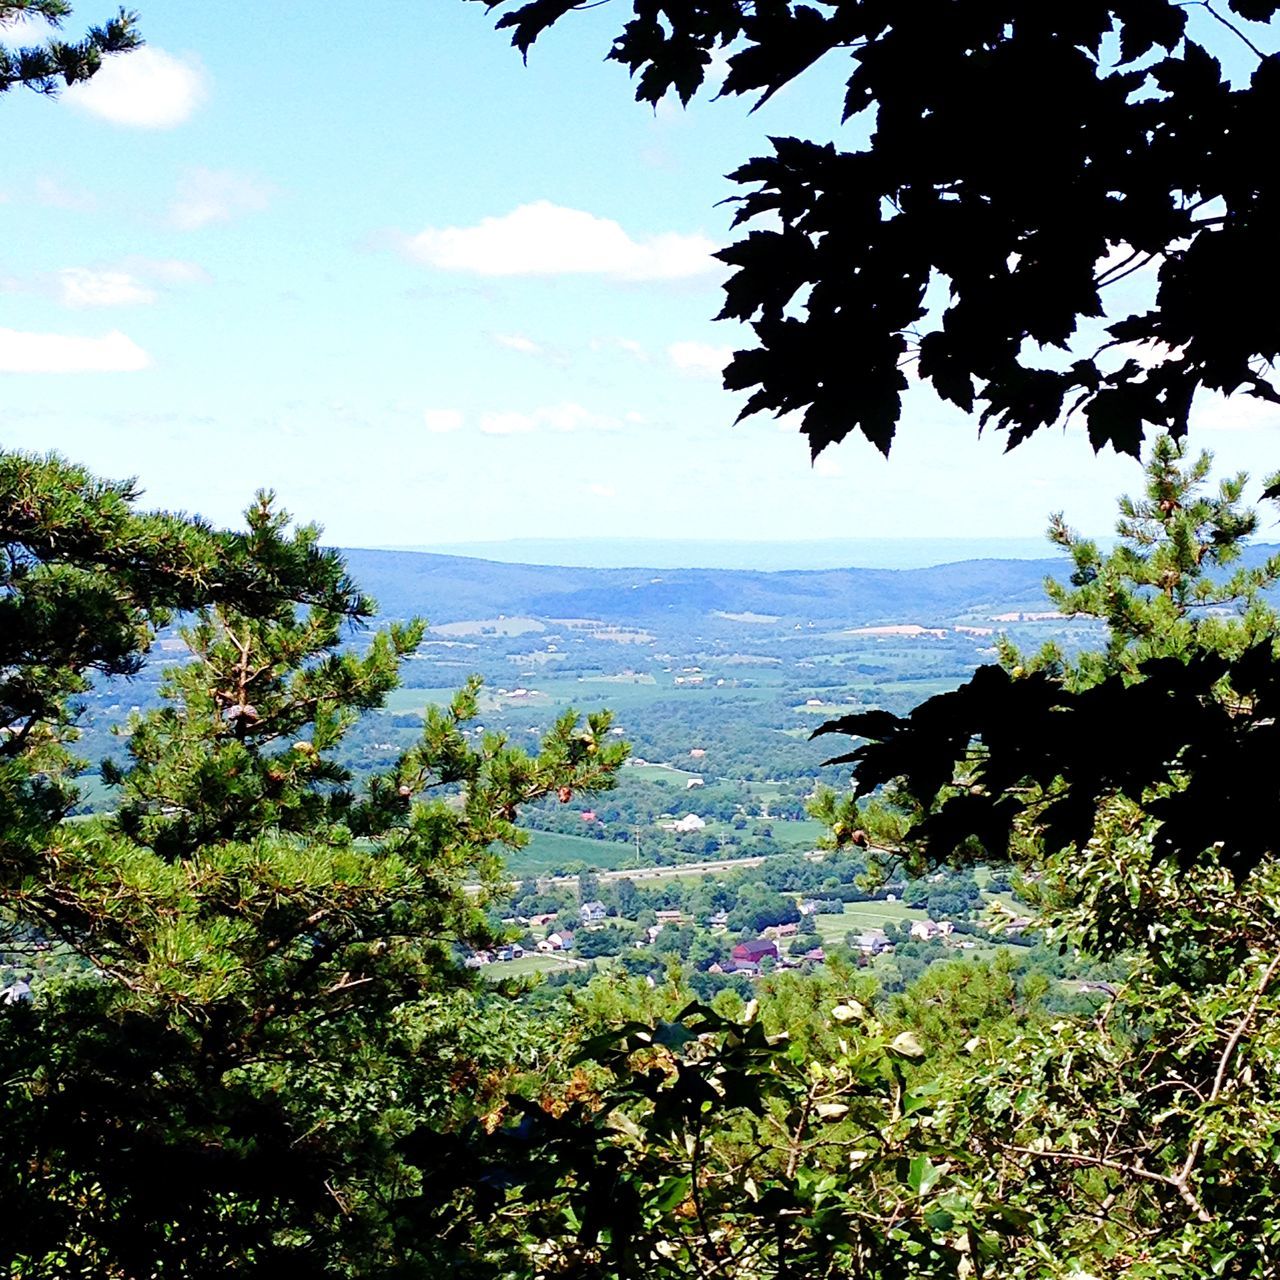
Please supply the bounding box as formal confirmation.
[2,3,1278,556]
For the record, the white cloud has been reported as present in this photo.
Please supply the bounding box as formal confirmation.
[591,336,650,362]
[0,328,151,373]
[586,483,617,499]
[126,257,211,286]
[479,402,620,436]
[58,268,156,308]
[0,15,54,46]
[668,340,733,378]
[405,201,718,281]
[424,408,464,434]
[492,332,544,356]
[813,452,845,479]
[64,46,207,129]
[170,168,272,230]
[1191,392,1280,434]
[35,176,95,211]
[479,411,534,436]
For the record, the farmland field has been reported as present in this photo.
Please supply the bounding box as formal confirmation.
[506,829,635,876]
[484,954,576,980]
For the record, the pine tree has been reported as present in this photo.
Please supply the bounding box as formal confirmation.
[1,3,139,96]
[1002,434,1280,687]
[0,454,628,1276]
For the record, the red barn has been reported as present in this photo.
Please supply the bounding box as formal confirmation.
[730,939,778,971]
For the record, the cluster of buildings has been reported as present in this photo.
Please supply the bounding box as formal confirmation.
[711,936,826,976]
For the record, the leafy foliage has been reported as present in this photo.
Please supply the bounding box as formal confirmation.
[814,438,1280,880]
[0,2,140,95]
[479,0,1280,458]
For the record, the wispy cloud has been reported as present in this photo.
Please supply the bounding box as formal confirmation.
[170,168,272,230]
[125,257,211,286]
[64,47,208,129]
[0,328,151,373]
[491,332,544,356]
[3,258,210,308]
[404,201,718,281]
[479,402,621,436]
[58,267,156,308]
[668,339,733,378]
[34,175,96,211]
[590,336,650,362]
[1191,392,1280,434]
[423,409,465,434]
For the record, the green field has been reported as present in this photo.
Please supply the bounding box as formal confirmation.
[484,953,576,980]
[380,686,463,714]
[623,762,703,785]
[772,818,827,848]
[505,828,635,876]
[813,900,928,944]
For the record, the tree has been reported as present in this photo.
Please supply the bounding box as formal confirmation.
[476,447,1280,1278]
[816,437,1280,881]
[0,453,628,1276]
[479,0,1280,460]
[1001,434,1280,687]
[1,3,140,96]
[803,443,1280,1271]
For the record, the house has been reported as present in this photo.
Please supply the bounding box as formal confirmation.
[580,809,597,823]
[673,814,706,834]
[708,911,730,929]
[464,951,492,969]
[803,947,826,963]
[655,910,684,924]
[580,900,609,925]
[494,944,525,962]
[799,899,820,916]
[765,922,798,939]
[541,930,575,952]
[689,748,706,758]
[910,919,954,941]
[685,777,705,789]
[730,939,779,972]
[529,913,557,927]
[854,930,890,955]
[2,979,33,1003]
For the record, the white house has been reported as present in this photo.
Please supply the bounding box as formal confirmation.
[673,814,706,834]
[910,919,955,941]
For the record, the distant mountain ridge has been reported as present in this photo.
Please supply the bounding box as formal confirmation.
[390,537,1062,572]
[340,548,1069,627]
[340,544,1280,629]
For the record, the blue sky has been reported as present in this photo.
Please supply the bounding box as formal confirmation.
[2,3,1277,552]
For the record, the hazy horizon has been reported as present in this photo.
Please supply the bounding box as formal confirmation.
[373,535,1079,572]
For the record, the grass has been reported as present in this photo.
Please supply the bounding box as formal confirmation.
[380,686,461,714]
[812,900,928,944]
[624,762,704,784]
[484,954,575,979]
[772,818,827,848]
[505,829,635,876]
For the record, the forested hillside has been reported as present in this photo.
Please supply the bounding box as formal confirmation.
[339,547,1071,625]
